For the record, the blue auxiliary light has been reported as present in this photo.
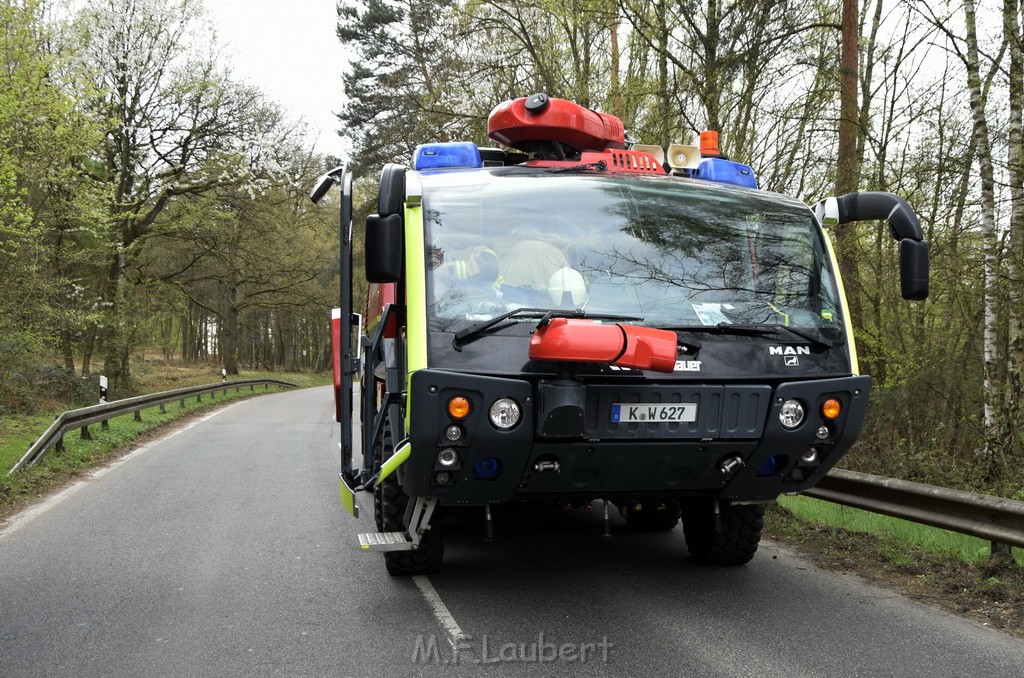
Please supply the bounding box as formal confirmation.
[413,142,483,171]
[691,157,758,189]
[756,456,779,477]
[473,456,501,479]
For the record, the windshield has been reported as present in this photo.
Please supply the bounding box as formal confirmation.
[422,171,843,334]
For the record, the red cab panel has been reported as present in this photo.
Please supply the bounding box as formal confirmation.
[365,282,398,338]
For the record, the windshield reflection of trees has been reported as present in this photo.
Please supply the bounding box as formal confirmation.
[577,182,833,325]
[424,177,838,329]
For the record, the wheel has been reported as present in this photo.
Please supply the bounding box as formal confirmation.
[682,500,764,565]
[372,425,444,575]
[621,500,681,531]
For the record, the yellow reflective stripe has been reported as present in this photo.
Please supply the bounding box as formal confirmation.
[405,203,428,432]
[339,475,359,518]
[405,204,427,373]
[821,226,859,375]
[376,439,411,486]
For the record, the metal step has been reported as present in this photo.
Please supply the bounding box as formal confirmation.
[358,531,414,552]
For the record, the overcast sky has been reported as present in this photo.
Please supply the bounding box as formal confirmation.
[207,0,348,159]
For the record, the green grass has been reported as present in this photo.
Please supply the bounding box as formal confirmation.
[0,368,332,515]
[0,414,54,471]
[777,494,1024,567]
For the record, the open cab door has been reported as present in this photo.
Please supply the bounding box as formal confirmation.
[312,167,361,517]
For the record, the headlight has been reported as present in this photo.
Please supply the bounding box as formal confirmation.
[489,397,522,430]
[779,399,805,429]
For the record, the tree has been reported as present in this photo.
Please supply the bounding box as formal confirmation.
[72,0,278,393]
[0,0,103,406]
[337,0,477,175]
[138,139,335,375]
[831,0,862,329]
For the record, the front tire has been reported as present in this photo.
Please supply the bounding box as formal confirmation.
[372,426,444,575]
[682,500,764,565]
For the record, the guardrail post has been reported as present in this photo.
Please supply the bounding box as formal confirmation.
[80,425,91,441]
[197,393,202,403]
[991,541,1013,561]
[99,375,109,430]
[250,384,254,391]
[56,435,65,453]
[134,409,142,422]
[180,397,186,408]
[159,403,166,413]
[211,389,216,399]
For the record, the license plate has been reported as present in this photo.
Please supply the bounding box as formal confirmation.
[611,403,697,423]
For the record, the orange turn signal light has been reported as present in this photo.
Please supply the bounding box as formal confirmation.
[821,398,841,420]
[447,396,471,420]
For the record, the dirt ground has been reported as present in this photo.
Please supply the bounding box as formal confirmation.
[763,504,1024,639]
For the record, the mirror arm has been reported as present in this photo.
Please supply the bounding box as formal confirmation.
[825,191,924,242]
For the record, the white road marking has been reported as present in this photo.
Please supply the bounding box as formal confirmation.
[413,575,468,650]
[0,402,242,540]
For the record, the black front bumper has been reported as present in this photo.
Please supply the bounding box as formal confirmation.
[404,370,871,504]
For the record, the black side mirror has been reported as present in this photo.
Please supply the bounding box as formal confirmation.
[365,214,403,282]
[900,239,929,300]
[309,165,346,204]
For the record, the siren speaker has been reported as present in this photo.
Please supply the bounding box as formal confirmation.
[631,144,665,164]
[667,144,702,170]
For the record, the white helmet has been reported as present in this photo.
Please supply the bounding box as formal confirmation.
[548,267,588,307]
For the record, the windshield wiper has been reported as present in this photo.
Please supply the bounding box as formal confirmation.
[453,308,549,350]
[452,308,643,350]
[668,323,839,350]
[771,324,842,348]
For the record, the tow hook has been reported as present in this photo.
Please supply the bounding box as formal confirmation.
[719,456,744,475]
[534,460,561,473]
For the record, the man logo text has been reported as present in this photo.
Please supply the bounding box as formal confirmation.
[769,346,810,356]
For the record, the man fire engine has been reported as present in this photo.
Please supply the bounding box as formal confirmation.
[311,93,928,575]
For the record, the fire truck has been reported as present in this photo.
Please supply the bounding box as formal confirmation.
[311,93,929,575]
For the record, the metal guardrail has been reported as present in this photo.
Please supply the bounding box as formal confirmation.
[802,468,1024,553]
[8,379,296,475]
[12,383,1023,555]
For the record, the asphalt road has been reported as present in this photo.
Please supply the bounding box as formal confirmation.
[1,386,1021,677]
